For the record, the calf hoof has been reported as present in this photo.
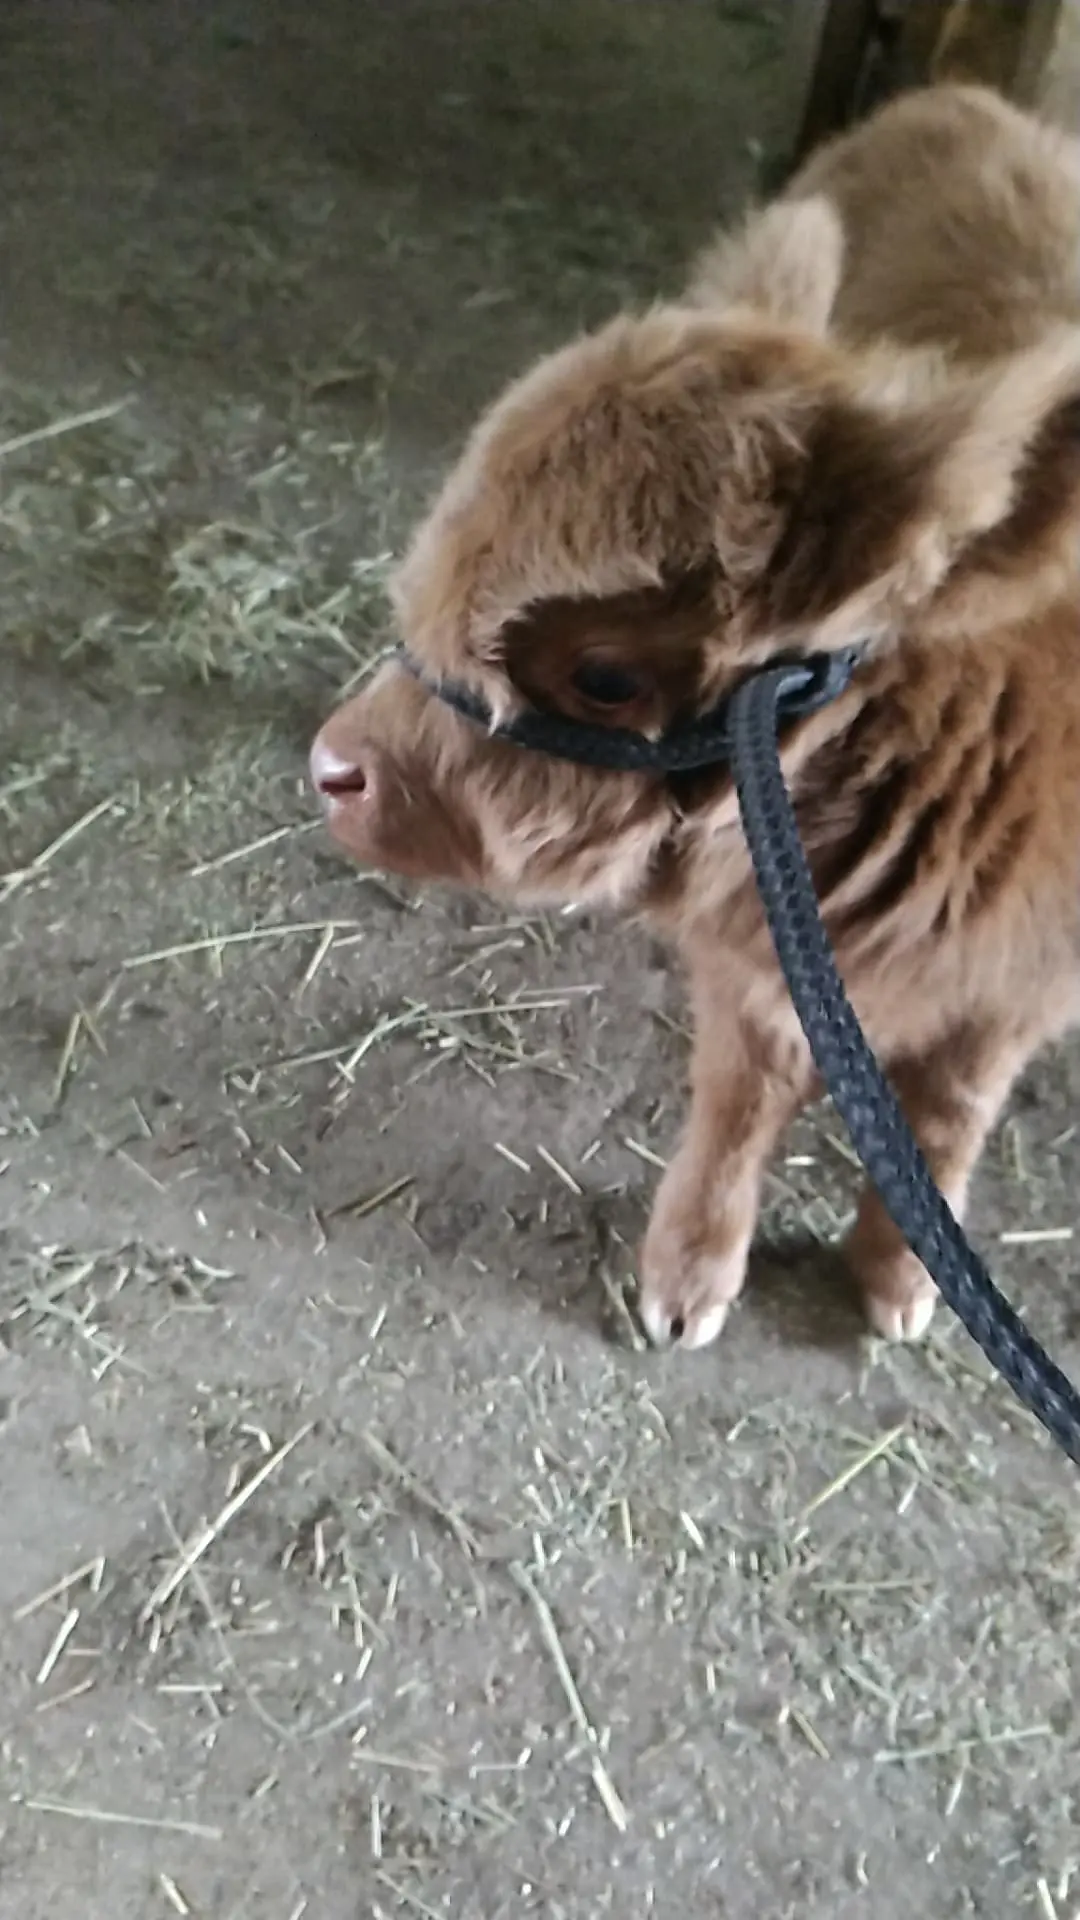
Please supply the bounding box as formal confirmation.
[862,1277,938,1343]
[637,1224,747,1351]
[638,1288,732,1352]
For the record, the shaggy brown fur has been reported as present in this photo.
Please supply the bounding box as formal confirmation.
[311,83,1080,1350]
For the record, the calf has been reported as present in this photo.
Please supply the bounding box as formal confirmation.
[311,84,1080,1351]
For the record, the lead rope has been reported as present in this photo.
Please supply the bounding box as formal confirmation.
[727,663,1080,1468]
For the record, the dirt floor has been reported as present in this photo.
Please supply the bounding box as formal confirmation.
[2,4,1080,1916]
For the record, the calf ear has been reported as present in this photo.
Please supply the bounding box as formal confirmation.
[754,331,1080,644]
[686,196,845,336]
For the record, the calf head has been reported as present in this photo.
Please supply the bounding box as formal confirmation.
[312,204,1080,911]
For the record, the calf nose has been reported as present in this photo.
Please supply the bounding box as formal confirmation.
[310,733,384,803]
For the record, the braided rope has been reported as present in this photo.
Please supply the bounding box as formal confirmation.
[728,666,1080,1467]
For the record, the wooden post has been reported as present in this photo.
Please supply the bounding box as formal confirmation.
[1028,0,1080,122]
[796,1,1073,160]
[908,0,1067,100]
[796,0,882,158]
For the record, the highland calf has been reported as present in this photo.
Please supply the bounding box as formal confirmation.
[312,85,1080,1351]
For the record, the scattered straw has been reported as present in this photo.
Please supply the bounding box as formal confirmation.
[262,985,598,1090]
[349,1746,443,1776]
[1,796,121,901]
[596,1266,647,1353]
[14,1556,106,1621]
[679,1511,706,1551]
[141,1423,313,1620]
[797,1423,907,1532]
[493,1141,531,1174]
[296,923,337,998]
[155,1502,293,1745]
[332,1174,416,1221]
[623,1136,666,1171]
[535,1144,583,1196]
[0,397,130,460]
[187,820,320,877]
[35,1607,80,1685]
[124,921,360,968]
[1035,1879,1059,1920]
[34,1677,96,1714]
[999,1228,1073,1246]
[785,1705,831,1761]
[875,1724,1053,1765]
[19,1798,221,1841]
[361,1432,480,1560]
[374,1872,444,1920]
[52,1012,86,1107]
[510,1563,628,1832]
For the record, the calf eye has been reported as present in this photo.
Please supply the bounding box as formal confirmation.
[570,661,643,707]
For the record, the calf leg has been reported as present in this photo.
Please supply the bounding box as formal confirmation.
[639,999,812,1349]
[846,1024,1036,1342]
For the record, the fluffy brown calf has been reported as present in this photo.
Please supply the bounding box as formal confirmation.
[312,84,1080,1351]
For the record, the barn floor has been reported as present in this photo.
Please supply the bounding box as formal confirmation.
[2,4,1079,1916]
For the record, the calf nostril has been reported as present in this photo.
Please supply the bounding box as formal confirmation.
[669,1315,686,1342]
[310,738,374,799]
[319,763,368,798]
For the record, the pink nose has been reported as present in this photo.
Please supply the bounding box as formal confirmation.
[310,733,384,804]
